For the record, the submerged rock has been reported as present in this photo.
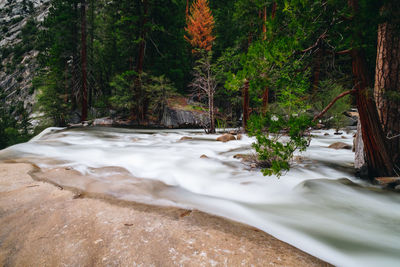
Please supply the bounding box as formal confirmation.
[180,136,193,141]
[328,142,352,150]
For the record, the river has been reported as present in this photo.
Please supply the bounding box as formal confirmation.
[1,127,399,267]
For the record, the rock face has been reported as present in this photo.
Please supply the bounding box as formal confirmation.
[0,163,327,267]
[161,107,209,128]
[0,0,50,117]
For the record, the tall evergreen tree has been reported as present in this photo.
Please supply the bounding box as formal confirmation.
[185,0,217,133]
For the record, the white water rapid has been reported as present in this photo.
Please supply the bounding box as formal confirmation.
[1,127,400,267]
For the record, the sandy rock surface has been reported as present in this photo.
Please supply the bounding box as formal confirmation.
[0,163,328,266]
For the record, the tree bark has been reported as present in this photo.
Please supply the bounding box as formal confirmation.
[348,0,394,178]
[351,49,393,177]
[262,5,267,41]
[209,91,215,133]
[81,0,88,122]
[88,0,95,108]
[312,47,322,93]
[271,2,277,19]
[261,2,276,114]
[374,20,400,168]
[134,0,149,122]
[71,2,78,112]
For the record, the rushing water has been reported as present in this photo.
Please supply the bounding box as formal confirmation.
[1,127,400,267]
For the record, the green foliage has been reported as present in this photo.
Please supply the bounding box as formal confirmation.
[248,113,312,177]
[110,71,177,120]
[313,80,351,131]
[34,71,70,126]
[109,70,138,113]
[0,100,32,149]
[146,75,177,121]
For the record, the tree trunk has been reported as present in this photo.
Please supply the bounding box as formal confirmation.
[261,86,269,115]
[242,79,250,129]
[348,0,394,178]
[81,0,88,122]
[351,49,393,177]
[374,20,400,169]
[209,91,215,133]
[354,118,368,177]
[312,47,322,93]
[134,0,148,122]
[71,2,78,112]
[262,5,267,41]
[88,0,95,108]
[261,3,276,114]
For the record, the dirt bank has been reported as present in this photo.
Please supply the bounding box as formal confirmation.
[0,163,328,266]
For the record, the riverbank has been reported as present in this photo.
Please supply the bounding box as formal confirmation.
[0,163,328,266]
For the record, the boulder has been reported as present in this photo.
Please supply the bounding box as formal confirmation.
[328,142,352,150]
[161,107,208,128]
[93,117,114,126]
[344,110,360,124]
[236,134,242,140]
[200,154,209,159]
[345,116,358,127]
[216,134,236,142]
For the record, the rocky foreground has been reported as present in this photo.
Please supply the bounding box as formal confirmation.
[0,163,328,266]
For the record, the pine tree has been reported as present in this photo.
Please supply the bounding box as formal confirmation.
[185,0,217,133]
[185,0,216,53]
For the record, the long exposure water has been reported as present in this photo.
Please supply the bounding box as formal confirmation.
[1,127,399,266]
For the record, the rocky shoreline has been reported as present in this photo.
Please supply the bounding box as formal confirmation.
[0,163,329,266]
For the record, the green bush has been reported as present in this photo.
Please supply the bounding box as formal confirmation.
[248,113,312,177]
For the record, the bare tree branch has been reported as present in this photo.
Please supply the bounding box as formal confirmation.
[313,89,356,122]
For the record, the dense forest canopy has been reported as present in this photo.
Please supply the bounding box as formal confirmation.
[0,0,399,178]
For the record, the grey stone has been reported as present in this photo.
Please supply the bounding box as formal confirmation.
[161,107,209,128]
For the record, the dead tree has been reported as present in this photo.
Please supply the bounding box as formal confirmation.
[190,53,217,133]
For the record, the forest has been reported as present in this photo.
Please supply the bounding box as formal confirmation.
[1,0,398,178]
